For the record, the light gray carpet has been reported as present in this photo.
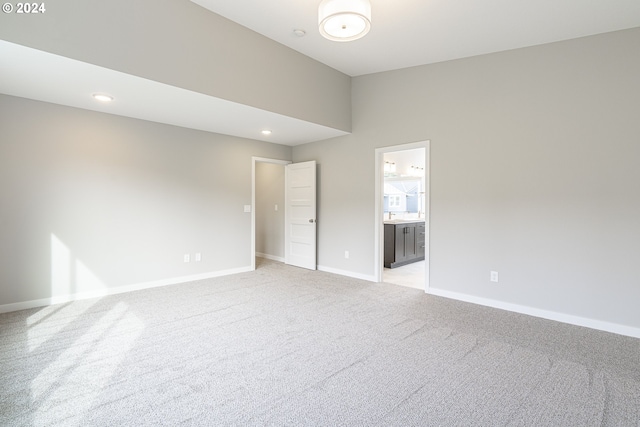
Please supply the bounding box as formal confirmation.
[1,258,639,426]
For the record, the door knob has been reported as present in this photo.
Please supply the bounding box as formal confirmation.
[309,219,315,223]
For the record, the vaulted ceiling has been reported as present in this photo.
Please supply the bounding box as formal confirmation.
[1,1,639,145]
[192,0,640,76]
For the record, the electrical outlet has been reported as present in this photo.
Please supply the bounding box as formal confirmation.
[184,254,191,263]
[195,253,202,262]
[345,250,349,259]
[490,271,499,282]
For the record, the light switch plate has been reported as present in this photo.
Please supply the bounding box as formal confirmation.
[244,205,251,213]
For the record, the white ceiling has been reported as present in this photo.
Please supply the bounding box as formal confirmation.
[2,1,639,146]
[193,0,640,76]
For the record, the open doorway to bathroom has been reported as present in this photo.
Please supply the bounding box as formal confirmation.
[374,142,429,291]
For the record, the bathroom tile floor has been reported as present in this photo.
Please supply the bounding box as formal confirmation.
[383,260,425,291]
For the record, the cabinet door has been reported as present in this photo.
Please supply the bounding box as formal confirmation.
[395,224,417,262]
[384,224,396,267]
[394,225,408,263]
[404,225,417,259]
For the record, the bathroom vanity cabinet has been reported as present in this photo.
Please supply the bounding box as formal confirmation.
[384,220,425,268]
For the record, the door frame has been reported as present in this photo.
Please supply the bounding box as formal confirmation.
[374,141,430,290]
[251,156,291,271]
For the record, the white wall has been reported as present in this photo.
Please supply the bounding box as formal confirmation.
[0,95,292,308]
[293,28,640,332]
[256,162,285,260]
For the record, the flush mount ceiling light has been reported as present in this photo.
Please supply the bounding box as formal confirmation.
[318,0,371,42]
[92,93,113,103]
[261,130,272,135]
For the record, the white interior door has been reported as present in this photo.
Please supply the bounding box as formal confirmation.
[285,161,316,270]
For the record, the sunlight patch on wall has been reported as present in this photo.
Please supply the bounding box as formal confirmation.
[28,235,110,352]
[50,234,107,298]
[30,302,145,425]
[75,259,106,292]
[51,234,71,297]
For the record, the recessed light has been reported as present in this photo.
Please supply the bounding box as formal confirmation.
[92,93,113,102]
[261,130,272,135]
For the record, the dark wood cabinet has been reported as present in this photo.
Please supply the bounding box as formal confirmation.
[416,223,426,259]
[384,221,425,268]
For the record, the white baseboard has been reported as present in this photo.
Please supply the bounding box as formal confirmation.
[5,264,636,340]
[256,253,285,262]
[427,287,640,339]
[0,266,253,314]
[317,265,377,282]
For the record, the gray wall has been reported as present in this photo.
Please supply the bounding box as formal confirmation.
[0,94,291,306]
[293,28,640,329]
[255,162,285,259]
[0,0,351,132]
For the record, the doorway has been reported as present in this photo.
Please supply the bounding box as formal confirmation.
[251,157,290,271]
[374,142,430,290]
[251,157,318,271]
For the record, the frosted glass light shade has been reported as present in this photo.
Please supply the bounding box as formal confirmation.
[318,0,371,42]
